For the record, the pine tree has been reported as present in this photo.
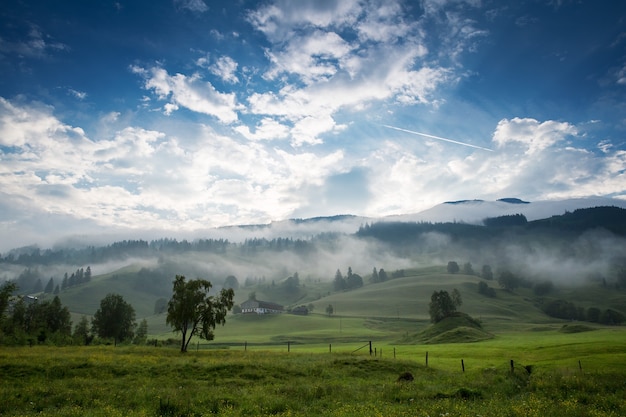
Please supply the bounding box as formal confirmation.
[44,277,55,294]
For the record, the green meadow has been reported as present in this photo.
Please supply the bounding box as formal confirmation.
[1,327,625,417]
[4,263,626,416]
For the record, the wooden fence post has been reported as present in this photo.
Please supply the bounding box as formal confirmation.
[461,359,465,373]
[329,344,332,353]
[369,341,372,356]
[510,359,514,374]
[426,351,429,367]
[393,347,396,359]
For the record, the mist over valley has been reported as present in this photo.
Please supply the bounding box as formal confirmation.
[2,198,626,339]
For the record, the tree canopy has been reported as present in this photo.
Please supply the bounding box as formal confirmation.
[166,275,235,353]
[428,289,462,323]
[92,293,136,344]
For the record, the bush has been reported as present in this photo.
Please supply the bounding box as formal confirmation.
[478,281,496,297]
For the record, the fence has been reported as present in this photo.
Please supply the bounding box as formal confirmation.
[190,339,587,375]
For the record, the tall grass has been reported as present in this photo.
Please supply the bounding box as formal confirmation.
[1,330,625,417]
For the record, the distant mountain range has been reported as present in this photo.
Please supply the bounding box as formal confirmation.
[385,197,626,225]
[5,197,626,254]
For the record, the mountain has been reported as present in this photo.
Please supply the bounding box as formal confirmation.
[388,197,626,225]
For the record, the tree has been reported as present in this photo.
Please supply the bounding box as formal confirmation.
[462,262,474,275]
[92,293,136,345]
[326,304,334,316]
[371,267,379,283]
[447,261,460,274]
[166,275,234,353]
[333,269,345,291]
[224,275,239,290]
[378,268,388,282]
[134,318,148,344]
[0,282,17,321]
[481,264,493,280]
[497,270,521,291]
[478,281,496,297]
[73,316,92,345]
[587,307,601,323]
[44,278,54,294]
[428,289,462,323]
[154,298,168,314]
[346,273,363,290]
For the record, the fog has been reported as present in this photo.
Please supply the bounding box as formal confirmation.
[2,199,625,296]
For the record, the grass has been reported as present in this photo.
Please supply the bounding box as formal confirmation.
[16,265,625,415]
[1,330,625,417]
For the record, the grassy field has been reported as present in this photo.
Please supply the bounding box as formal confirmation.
[13,264,623,415]
[1,328,625,416]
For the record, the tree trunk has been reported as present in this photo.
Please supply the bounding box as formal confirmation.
[180,330,187,353]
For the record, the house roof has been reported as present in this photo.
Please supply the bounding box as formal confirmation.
[241,299,283,310]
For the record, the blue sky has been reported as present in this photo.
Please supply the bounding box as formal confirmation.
[1,0,625,249]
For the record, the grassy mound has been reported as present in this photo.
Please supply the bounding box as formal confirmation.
[558,324,597,334]
[405,313,493,344]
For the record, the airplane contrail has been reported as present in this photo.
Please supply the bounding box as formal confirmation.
[382,124,493,152]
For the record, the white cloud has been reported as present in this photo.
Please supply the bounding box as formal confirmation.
[131,65,241,123]
[68,89,87,100]
[174,0,208,13]
[264,30,354,84]
[247,0,361,41]
[210,56,239,84]
[2,94,626,249]
[234,118,290,141]
[492,117,578,155]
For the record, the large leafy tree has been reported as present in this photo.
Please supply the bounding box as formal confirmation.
[166,275,234,353]
[428,289,463,323]
[0,282,17,320]
[92,293,136,345]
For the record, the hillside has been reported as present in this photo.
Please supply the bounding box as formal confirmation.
[2,205,626,344]
[27,263,623,344]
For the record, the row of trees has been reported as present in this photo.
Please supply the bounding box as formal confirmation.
[9,266,93,296]
[0,236,317,266]
[0,275,236,352]
[542,299,625,325]
[333,267,363,291]
[0,282,72,345]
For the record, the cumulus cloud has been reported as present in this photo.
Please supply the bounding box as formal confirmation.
[234,118,290,141]
[131,65,241,123]
[210,56,239,84]
[492,117,578,155]
[0,97,355,248]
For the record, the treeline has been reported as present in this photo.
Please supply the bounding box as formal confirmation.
[0,282,148,346]
[358,206,626,243]
[541,299,625,325]
[10,266,92,296]
[0,236,321,266]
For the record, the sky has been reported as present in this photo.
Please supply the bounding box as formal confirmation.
[1,0,626,251]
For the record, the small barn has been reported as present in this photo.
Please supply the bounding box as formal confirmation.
[240,299,284,315]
